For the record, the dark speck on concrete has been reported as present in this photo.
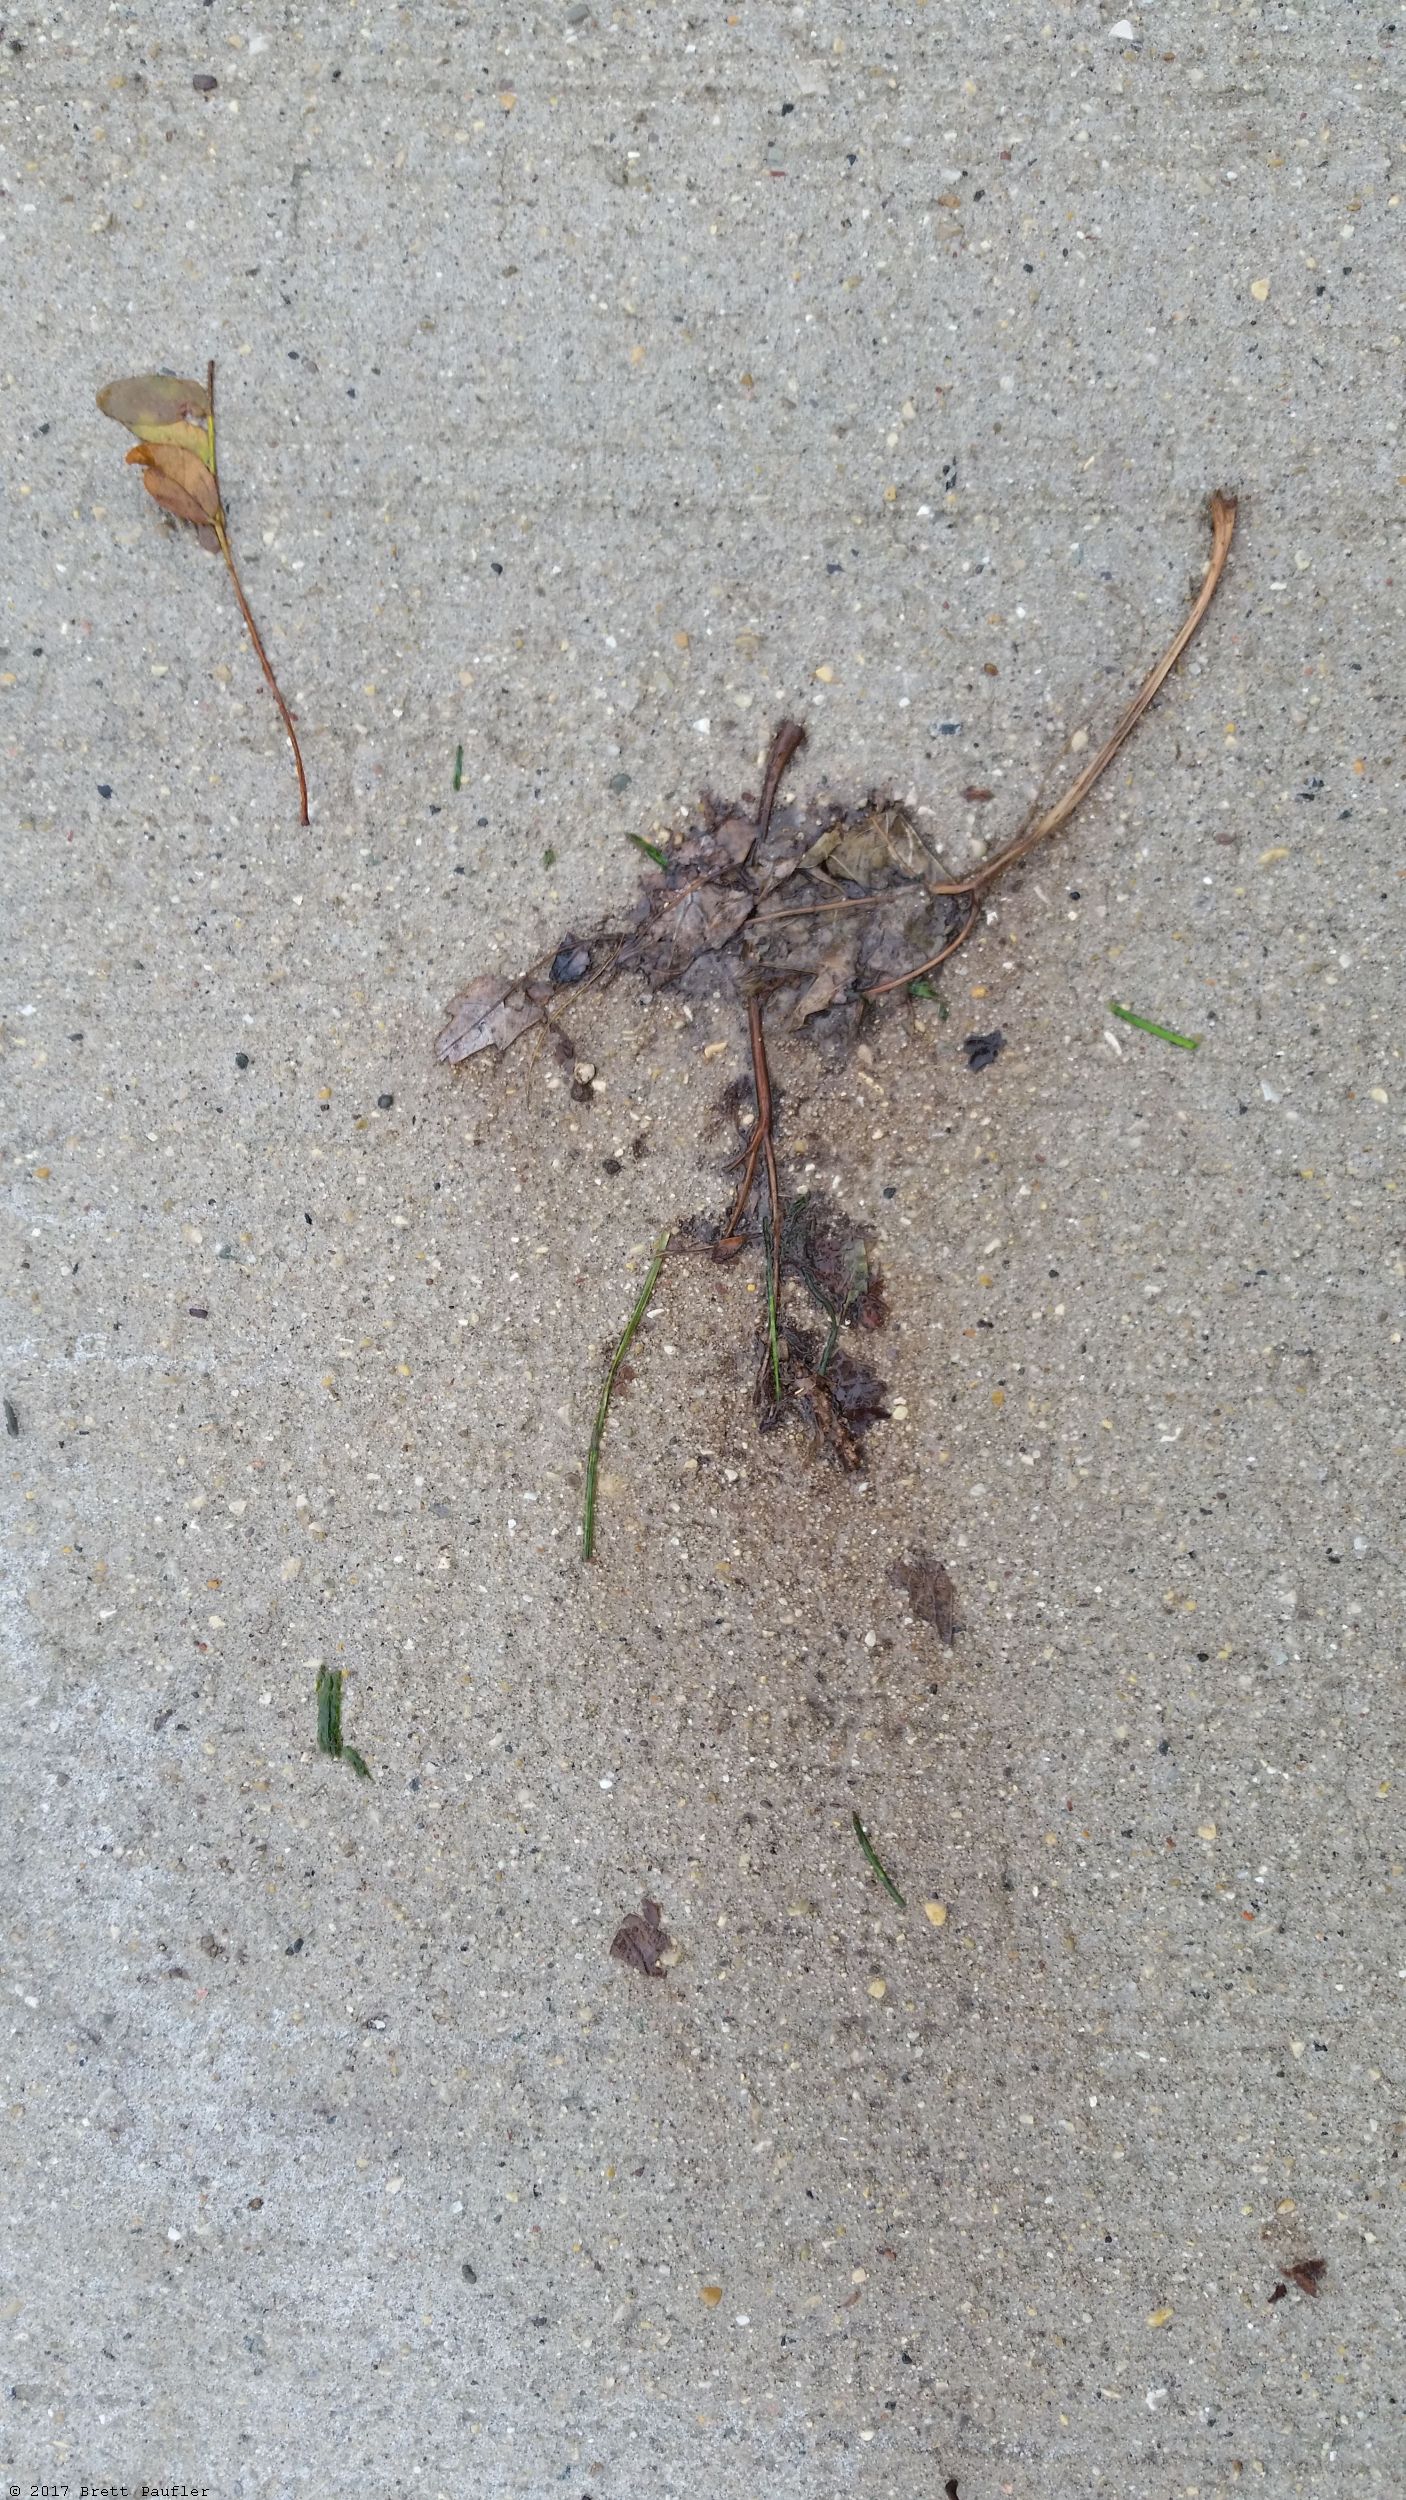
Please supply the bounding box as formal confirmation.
[376,1092,394,1110]
[97,784,113,798]
[235,1052,250,1068]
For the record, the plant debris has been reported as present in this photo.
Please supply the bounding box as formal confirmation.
[1286,2258,1326,2298]
[3,1397,18,1438]
[583,1231,669,1560]
[1108,1000,1202,1051]
[853,1810,906,1908]
[962,1028,1005,1072]
[1267,2281,1288,2305]
[609,1897,670,1977]
[436,496,1236,1521]
[315,1665,371,1780]
[894,1552,960,1645]
[98,364,308,823]
[453,742,464,793]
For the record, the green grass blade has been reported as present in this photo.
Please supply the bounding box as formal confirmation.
[853,1810,906,1907]
[1107,1000,1201,1051]
[583,1232,670,1562]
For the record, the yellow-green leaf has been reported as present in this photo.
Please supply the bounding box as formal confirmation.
[97,372,214,468]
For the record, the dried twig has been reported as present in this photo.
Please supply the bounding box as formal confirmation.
[756,716,806,843]
[583,1231,670,1561]
[206,363,309,826]
[866,491,1237,996]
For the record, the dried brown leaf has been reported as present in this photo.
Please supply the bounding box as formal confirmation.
[802,804,934,890]
[1286,2259,1326,2298]
[793,935,860,1023]
[436,974,548,1064]
[622,879,755,980]
[126,439,222,524]
[609,1897,670,1977]
[679,813,756,873]
[895,1552,959,1645]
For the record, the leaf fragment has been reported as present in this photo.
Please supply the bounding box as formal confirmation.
[125,439,223,531]
[610,1897,670,1977]
[435,973,549,1064]
[621,878,755,979]
[895,1552,960,1644]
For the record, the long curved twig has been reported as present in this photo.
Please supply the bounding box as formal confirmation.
[864,491,1237,997]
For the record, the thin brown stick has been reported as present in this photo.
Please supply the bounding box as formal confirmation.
[756,718,805,845]
[714,990,782,1260]
[207,359,310,826]
[753,992,783,1319]
[864,491,1237,996]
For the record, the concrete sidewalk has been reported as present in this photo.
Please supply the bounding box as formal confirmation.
[2,5,1401,2494]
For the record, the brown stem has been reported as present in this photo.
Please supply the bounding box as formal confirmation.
[207,359,310,826]
[756,717,805,844]
[864,490,1237,998]
[753,993,783,1339]
[714,990,782,1262]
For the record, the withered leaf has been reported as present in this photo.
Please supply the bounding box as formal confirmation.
[779,1327,889,1471]
[621,878,755,980]
[1286,2259,1326,2298]
[793,935,860,1023]
[609,1897,670,1978]
[97,371,215,467]
[895,1552,959,1645]
[1267,2282,1288,2305]
[125,440,223,536]
[802,804,935,890]
[436,973,549,1064]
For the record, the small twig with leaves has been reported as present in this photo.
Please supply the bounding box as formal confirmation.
[98,362,309,824]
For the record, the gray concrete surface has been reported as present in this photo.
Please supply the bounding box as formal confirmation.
[2,5,1403,2495]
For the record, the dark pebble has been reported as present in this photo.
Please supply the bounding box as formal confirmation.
[192,73,218,92]
[97,784,113,798]
[187,1306,208,1319]
[3,1398,18,1438]
[235,1051,250,1069]
[462,2262,478,2282]
[376,1092,394,1110]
